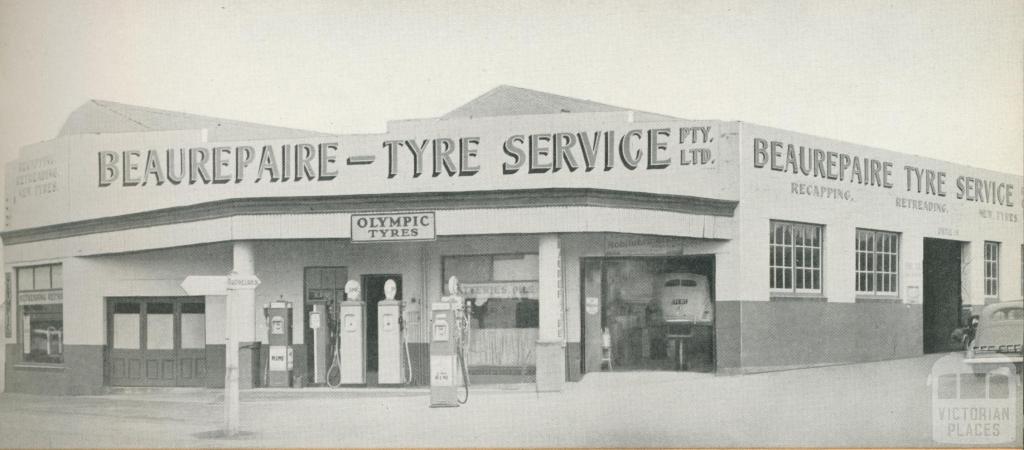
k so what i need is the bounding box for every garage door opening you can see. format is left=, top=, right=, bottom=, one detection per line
left=923, top=239, right=964, bottom=354
left=581, top=255, right=715, bottom=373
left=105, top=297, right=207, bottom=387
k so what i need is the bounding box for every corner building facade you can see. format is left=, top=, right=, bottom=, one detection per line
left=2, top=86, right=1021, bottom=394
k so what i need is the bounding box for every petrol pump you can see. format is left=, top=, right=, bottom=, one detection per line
left=263, top=301, right=294, bottom=387
left=429, top=276, right=471, bottom=407
left=377, top=279, right=411, bottom=385
left=329, top=279, right=366, bottom=386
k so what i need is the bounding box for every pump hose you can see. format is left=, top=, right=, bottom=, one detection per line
left=456, top=329, right=470, bottom=404
left=325, top=301, right=343, bottom=388
left=326, top=339, right=343, bottom=388
left=401, top=323, right=413, bottom=385
left=261, top=315, right=270, bottom=387
left=263, top=345, right=270, bottom=387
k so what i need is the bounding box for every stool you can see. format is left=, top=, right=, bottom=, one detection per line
left=600, top=327, right=613, bottom=371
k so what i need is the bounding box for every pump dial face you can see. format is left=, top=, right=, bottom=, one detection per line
left=344, top=280, right=361, bottom=301
left=447, top=276, right=459, bottom=296
left=384, top=279, right=397, bottom=300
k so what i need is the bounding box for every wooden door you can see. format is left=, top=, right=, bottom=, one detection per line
left=107, top=297, right=207, bottom=387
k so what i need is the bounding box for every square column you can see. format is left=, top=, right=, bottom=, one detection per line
left=232, top=241, right=260, bottom=389
left=536, top=234, right=566, bottom=392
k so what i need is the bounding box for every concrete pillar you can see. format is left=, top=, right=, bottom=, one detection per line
left=232, top=241, right=259, bottom=389
left=233, top=241, right=257, bottom=342
left=535, top=234, right=565, bottom=392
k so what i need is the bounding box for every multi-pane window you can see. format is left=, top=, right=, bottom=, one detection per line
left=769, top=221, right=823, bottom=294
left=984, top=241, right=1000, bottom=298
left=442, top=254, right=539, bottom=329
left=855, top=229, right=900, bottom=296
left=304, top=267, right=348, bottom=303
left=17, top=264, right=64, bottom=364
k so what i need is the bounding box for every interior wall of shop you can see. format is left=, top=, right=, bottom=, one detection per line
left=560, top=233, right=736, bottom=379
left=726, top=122, right=1023, bottom=373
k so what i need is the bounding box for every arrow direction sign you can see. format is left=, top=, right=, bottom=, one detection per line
left=226, top=274, right=261, bottom=290
left=180, top=276, right=229, bottom=296
left=181, top=274, right=261, bottom=296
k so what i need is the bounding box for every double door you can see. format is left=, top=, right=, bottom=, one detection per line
left=106, top=297, right=207, bottom=387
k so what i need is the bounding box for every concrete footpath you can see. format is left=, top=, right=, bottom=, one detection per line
left=0, top=353, right=1021, bottom=448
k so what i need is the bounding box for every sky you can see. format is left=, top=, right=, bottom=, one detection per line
left=0, top=0, right=1022, bottom=177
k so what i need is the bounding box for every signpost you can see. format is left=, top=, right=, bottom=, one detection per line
left=181, top=271, right=260, bottom=437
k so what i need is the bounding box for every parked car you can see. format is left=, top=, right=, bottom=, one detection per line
left=964, top=300, right=1023, bottom=374
left=654, top=273, right=712, bottom=324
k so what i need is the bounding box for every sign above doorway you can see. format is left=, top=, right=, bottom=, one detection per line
left=351, top=211, right=436, bottom=242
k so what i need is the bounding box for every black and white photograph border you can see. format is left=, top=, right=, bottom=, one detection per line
left=0, top=1, right=1021, bottom=448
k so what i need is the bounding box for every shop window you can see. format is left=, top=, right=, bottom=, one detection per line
left=984, top=241, right=999, bottom=298
left=443, top=254, right=539, bottom=329
left=855, top=229, right=900, bottom=296
left=180, top=302, right=206, bottom=349
left=443, top=254, right=538, bottom=368
left=112, top=302, right=141, bottom=349
left=305, top=267, right=348, bottom=303
left=769, top=221, right=823, bottom=295
left=17, top=264, right=64, bottom=364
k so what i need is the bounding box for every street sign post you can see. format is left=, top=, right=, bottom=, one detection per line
left=181, top=272, right=260, bottom=437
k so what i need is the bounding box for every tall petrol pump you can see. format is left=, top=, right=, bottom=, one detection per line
left=429, top=276, right=471, bottom=407
left=263, top=301, right=294, bottom=387
left=378, top=279, right=412, bottom=385
left=329, top=279, right=366, bottom=386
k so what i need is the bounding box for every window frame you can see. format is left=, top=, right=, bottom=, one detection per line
left=854, top=228, right=901, bottom=298
left=983, top=241, right=1000, bottom=299
left=769, top=220, right=825, bottom=296
left=442, top=253, right=540, bottom=329
left=16, top=263, right=64, bottom=365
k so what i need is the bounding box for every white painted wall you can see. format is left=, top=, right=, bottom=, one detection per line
left=736, top=122, right=1023, bottom=304
left=58, top=243, right=233, bottom=346
left=6, top=113, right=738, bottom=231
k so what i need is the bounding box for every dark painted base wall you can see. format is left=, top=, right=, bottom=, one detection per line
left=206, top=344, right=225, bottom=388
left=715, top=301, right=922, bottom=374
left=408, top=343, right=429, bottom=386
left=4, top=343, right=265, bottom=394
left=7, top=301, right=923, bottom=393
left=5, top=344, right=105, bottom=395
left=565, top=342, right=582, bottom=381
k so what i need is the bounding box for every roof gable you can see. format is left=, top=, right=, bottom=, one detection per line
left=58, top=100, right=326, bottom=141
left=442, top=85, right=629, bottom=118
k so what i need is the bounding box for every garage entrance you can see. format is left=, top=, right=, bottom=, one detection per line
left=361, top=273, right=402, bottom=385
left=581, top=255, right=715, bottom=374
left=105, top=297, right=207, bottom=387
left=922, top=239, right=963, bottom=353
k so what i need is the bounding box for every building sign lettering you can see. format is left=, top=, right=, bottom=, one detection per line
left=460, top=281, right=539, bottom=299
left=17, top=289, right=63, bottom=305
left=95, top=127, right=719, bottom=186
left=351, top=212, right=435, bottom=242
left=753, top=138, right=1016, bottom=208
left=14, top=156, right=60, bottom=199
left=98, top=142, right=340, bottom=187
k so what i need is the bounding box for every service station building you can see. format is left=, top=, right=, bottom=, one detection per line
left=2, top=86, right=1021, bottom=394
